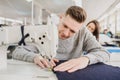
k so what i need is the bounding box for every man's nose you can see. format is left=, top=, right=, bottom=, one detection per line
left=63, top=29, right=70, bottom=37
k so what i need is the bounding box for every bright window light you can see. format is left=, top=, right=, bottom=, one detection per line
left=115, top=2, right=120, bottom=9
left=0, top=17, right=5, bottom=20
left=26, top=0, right=32, bottom=2
left=0, top=16, right=23, bottom=24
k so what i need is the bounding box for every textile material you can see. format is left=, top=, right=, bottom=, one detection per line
left=53, top=60, right=120, bottom=80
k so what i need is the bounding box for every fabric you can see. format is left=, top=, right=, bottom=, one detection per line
left=53, top=60, right=120, bottom=80
left=12, top=26, right=110, bottom=65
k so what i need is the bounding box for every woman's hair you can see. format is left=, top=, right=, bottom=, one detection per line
left=87, top=20, right=100, bottom=41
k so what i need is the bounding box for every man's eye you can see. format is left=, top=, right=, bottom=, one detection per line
left=70, top=30, right=75, bottom=33
left=64, top=25, right=67, bottom=28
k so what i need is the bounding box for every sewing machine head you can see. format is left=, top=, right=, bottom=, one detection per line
left=0, top=23, right=58, bottom=59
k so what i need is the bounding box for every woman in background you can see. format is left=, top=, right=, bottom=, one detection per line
left=87, top=20, right=100, bottom=41
left=87, top=20, right=116, bottom=46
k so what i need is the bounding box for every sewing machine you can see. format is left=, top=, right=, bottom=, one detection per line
left=0, top=22, right=58, bottom=59
left=0, top=19, right=58, bottom=80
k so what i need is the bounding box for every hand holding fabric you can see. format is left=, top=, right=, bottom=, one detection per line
left=34, top=56, right=59, bottom=68
left=54, top=56, right=89, bottom=73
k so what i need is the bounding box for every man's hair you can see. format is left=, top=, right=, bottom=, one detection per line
left=65, top=6, right=87, bottom=23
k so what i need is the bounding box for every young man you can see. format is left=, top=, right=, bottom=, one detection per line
left=12, top=6, right=110, bottom=73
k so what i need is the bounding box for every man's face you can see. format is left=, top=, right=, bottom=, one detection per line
left=58, top=15, right=83, bottom=40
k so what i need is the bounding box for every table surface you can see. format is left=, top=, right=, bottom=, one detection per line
left=0, top=59, right=57, bottom=80
left=0, top=59, right=120, bottom=80
left=112, top=38, right=120, bottom=42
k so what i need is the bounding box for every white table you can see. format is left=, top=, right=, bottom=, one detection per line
left=112, top=38, right=120, bottom=42
left=111, top=38, right=120, bottom=46
left=0, top=59, right=120, bottom=80
left=0, top=60, right=57, bottom=80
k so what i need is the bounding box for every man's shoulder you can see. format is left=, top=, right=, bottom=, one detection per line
left=78, top=26, right=88, bottom=34
left=73, top=26, right=87, bottom=39
left=76, top=26, right=93, bottom=40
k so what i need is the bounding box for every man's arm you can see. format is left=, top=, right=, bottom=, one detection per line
left=12, top=45, right=58, bottom=68
left=12, top=45, right=39, bottom=62
left=83, top=27, right=110, bottom=65
left=54, top=27, right=110, bottom=73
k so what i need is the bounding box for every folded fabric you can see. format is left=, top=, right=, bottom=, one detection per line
left=53, top=60, right=120, bottom=80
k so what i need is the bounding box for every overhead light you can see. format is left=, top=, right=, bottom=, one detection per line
left=115, top=2, right=120, bottom=9
left=0, top=16, right=23, bottom=24
left=26, top=0, right=32, bottom=2
left=72, top=0, right=82, bottom=7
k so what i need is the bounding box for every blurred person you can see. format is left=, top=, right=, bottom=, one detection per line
left=103, top=28, right=113, bottom=38
left=87, top=20, right=100, bottom=41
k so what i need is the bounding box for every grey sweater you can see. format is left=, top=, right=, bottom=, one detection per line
left=12, top=26, right=110, bottom=65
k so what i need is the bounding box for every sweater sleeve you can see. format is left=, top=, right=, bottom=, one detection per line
left=82, top=27, right=110, bottom=65
left=12, top=45, right=39, bottom=63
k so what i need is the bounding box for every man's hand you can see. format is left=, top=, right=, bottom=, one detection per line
left=34, top=55, right=59, bottom=68
left=54, top=56, right=89, bottom=73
